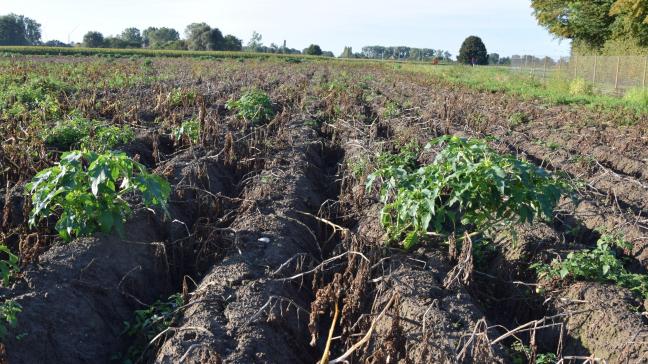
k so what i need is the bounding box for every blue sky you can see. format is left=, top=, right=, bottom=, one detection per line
left=1, top=0, right=571, bottom=57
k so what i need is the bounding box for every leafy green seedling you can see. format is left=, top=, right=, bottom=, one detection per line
left=0, top=300, right=21, bottom=340
left=122, top=293, right=183, bottom=362
left=172, top=119, right=200, bottom=145
left=0, top=245, right=19, bottom=287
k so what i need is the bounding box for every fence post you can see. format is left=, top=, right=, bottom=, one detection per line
left=531, top=57, right=535, bottom=76
left=614, top=56, right=621, bottom=93
left=524, top=55, right=528, bottom=72
left=592, top=55, right=597, bottom=84
left=543, top=57, right=547, bottom=83
left=643, top=56, right=647, bottom=88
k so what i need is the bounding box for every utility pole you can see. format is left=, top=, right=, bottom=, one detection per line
left=68, top=24, right=80, bottom=45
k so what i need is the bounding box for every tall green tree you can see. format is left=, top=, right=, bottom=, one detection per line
left=610, top=0, right=648, bottom=23
left=120, top=27, right=142, bottom=47
left=143, top=27, right=180, bottom=49
left=223, top=35, right=242, bottom=51
left=531, top=0, right=616, bottom=48
left=609, top=0, right=648, bottom=44
left=17, top=15, right=41, bottom=45
left=0, top=14, right=41, bottom=45
left=185, top=23, right=210, bottom=50
left=185, top=23, right=224, bottom=51
left=0, top=15, right=26, bottom=45
left=202, top=29, right=224, bottom=51
left=488, top=53, right=500, bottom=65
left=457, top=36, right=488, bottom=65
left=304, top=44, right=323, bottom=55
left=531, top=0, right=648, bottom=51
left=82, top=31, right=105, bottom=48
left=246, top=31, right=263, bottom=52
left=340, top=46, right=354, bottom=58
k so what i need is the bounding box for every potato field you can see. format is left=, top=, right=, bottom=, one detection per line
left=0, top=55, right=647, bottom=363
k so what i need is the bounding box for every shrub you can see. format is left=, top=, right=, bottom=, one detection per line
left=83, top=124, right=135, bottom=152
left=82, top=31, right=104, bottom=48
left=367, top=136, right=567, bottom=249
left=569, top=78, right=594, bottom=96
left=382, top=101, right=401, bottom=118
left=44, top=117, right=97, bottom=150
left=167, top=88, right=196, bottom=107
left=304, top=44, right=323, bottom=56
left=226, top=89, right=274, bottom=125
left=508, top=111, right=530, bottom=126
left=26, top=151, right=170, bottom=241
left=533, top=235, right=648, bottom=299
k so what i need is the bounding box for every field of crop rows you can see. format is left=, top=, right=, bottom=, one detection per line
left=0, top=56, right=647, bottom=363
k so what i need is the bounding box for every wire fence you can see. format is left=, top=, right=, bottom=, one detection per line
left=510, top=55, right=648, bottom=95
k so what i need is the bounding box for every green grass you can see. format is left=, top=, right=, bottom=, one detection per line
left=624, top=87, right=648, bottom=108
left=400, top=64, right=648, bottom=115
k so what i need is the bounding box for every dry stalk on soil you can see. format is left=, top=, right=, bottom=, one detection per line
left=246, top=295, right=311, bottom=325
left=444, top=232, right=474, bottom=289
left=275, top=251, right=369, bottom=282
left=328, top=293, right=398, bottom=364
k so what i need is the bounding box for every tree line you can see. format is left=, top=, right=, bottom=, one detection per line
left=0, top=14, right=338, bottom=55
left=360, top=46, right=451, bottom=61
left=0, top=13, right=510, bottom=64
left=83, top=24, right=244, bottom=51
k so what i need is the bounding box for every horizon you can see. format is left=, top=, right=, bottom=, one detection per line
left=1, top=0, right=571, bottom=57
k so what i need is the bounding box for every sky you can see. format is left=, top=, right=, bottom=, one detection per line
left=1, top=0, right=571, bottom=58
